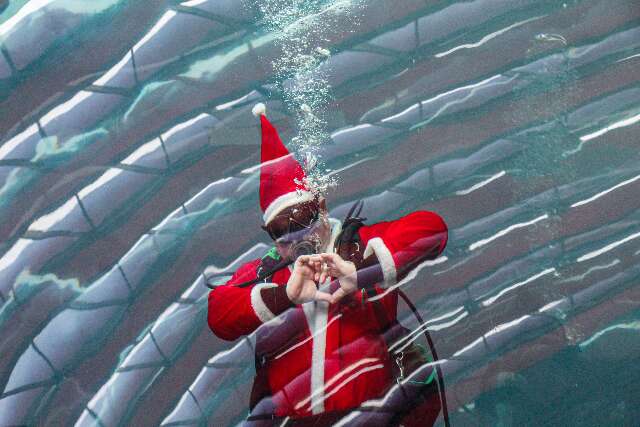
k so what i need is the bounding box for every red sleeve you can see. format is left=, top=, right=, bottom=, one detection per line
left=357, top=210, right=448, bottom=288
left=207, top=259, right=294, bottom=341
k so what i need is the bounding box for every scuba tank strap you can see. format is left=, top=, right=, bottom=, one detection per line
left=205, top=248, right=293, bottom=290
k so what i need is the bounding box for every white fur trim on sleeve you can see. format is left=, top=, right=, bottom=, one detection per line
left=363, top=237, right=397, bottom=288
left=250, top=283, right=278, bottom=323
left=252, top=102, right=266, bottom=117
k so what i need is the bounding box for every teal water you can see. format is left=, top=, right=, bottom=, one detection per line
left=0, top=0, right=639, bottom=425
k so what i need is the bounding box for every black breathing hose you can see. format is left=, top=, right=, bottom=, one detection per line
left=398, top=290, right=451, bottom=427
left=206, top=242, right=317, bottom=290
left=205, top=257, right=293, bottom=290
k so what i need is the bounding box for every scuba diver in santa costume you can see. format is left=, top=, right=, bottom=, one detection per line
left=207, top=103, right=448, bottom=426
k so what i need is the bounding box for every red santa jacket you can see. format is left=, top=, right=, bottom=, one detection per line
left=208, top=210, right=448, bottom=419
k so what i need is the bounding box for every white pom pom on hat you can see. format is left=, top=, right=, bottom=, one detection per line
left=252, top=102, right=266, bottom=117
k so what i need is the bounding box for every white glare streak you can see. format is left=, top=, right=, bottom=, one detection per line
left=333, top=412, right=361, bottom=427
left=29, top=198, right=78, bottom=232
left=94, top=52, right=133, bottom=86
left=559, top=259, right=620, bottom=283
left=310, top=364, right=384, bottom=409
left=162, top=113, right=211, bottom=141
left=180, top=0, right=208, bottom=6
left=382, top=75, right=503, bottom=123
left=0, top=0, right=56, bottom=38
left=616, top=53, right=640, bottom=63
left=0, top=239, right=31, bottom=274
left=426, top=306, right=466, bottom=325
left=577, top=231, right=640, bottom=263
left=456, top=170, right=506, bottom=195
left=215, top=94, right=252, bottom=111
left=453, top=336, right=483, bottom=358
left=368, top=256, right=448, bottom=302
left=121, top=139, right=161, bottom=165
left=186, top=177, right=233, bottom=203
left=469, top=214, right=549, bottom=251
left=204, top=243, right=270, bottom=276
left=326, top=156, right=375, bottom=177
left=206, top=338, right=249, bottom=365
left=389, top=306, right=465, bottom=352
left=412, top=75, right=517, bottom=129
left=428, top=311, right=469, bottom=331
left=295, top=358, right=379, bottom=410
left=538, top=299, right=565, bottom=314
left=565, top=111, right=640, bottom=157
left=132, top=11, right=177, bottom=53
left=486, top=315, right=530, bottom=337
left=482, top=268, right=556, bottom=307
left=435, top=16, right=544, bottom=58
left=240, top=154, right=296, bottom=174
left=40, top=91, right=93, bottom=127
left=0, top=124, right=39, bottom=159
left=274, top=314, right=343, bottom=360
left=85, top=371, right=123, bottom=416
left=571, top=174, right=640, bottom=208
left=331, top=124, right=372, bottom=139
left=78, top=168, right=125, bottom=200
left=579, top=321, right=640, bottom=348
left=395, top=311, right=469, bottom=353
left=579, top=112, right=640, bottom=142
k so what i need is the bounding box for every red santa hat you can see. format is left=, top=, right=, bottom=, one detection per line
left=252, top=103, right=316, bottom=225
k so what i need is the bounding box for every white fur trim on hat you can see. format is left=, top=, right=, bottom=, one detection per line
left=250, top=282, right=278, bottom=323
left=363, top=237, right=397, bottom=288
left=263, top=190, right=315, bottom=225
left=252, top=102, right=266, bottom=117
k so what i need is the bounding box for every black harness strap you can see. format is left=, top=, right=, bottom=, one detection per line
left=206, top=256, right=292, bottom=290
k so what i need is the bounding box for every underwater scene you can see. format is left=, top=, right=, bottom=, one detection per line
left=1, top=0, right=640, bottom=425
